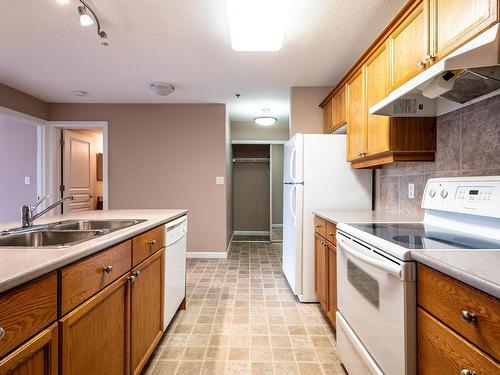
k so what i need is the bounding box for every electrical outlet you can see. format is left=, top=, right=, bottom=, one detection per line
left=408, top=183, right=415, bottom=199
left=24, top=176, right=31, bottom=185
left=216, top=176, right=225, bottom=185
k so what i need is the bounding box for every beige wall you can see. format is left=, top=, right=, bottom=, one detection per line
left=231, top=120, right=289, bottom=141
left=290, top=86, right=332, bottom=136
left=271, top=144, right=283, bottom=225
left=0, top=84, right=49, bottom=120
left=49, top=103, right=228, bottom=253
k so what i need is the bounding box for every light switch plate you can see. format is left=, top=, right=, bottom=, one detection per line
left=216, top=176, right=225, bottom=185
left=408, top=183, right=415, bottom=199
left=24, top=176, right=31, bottom=185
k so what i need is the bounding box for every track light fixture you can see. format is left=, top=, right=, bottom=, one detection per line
left=55, top=0, right=110, bottom=46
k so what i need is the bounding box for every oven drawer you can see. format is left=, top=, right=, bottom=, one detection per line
left=417, top=264, right=500, bottom=359
left=418, top=307, right=500, bottom=374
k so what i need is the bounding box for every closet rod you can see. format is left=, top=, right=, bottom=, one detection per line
left=232, top=157, right=270, bottom=163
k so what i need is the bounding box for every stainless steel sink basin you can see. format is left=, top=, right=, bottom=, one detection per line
left=0, top=230, right=103, bottom=248
left=49, top=219, right=146, bottom=231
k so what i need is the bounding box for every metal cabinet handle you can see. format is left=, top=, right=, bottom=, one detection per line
left=425, top=54, right=435, bottom=63
left=315, top=225, right=322, bottom=228
left=417, top=61, right=425, bottom=68
left=127, top=275, right=136, bottom=283
left=0, top=327, right=5, bottom=340
left=460, top=369, right=476, bottom=375
left=460, top=310, right=477, bottom=323
left=148, top=239, right=156, bottom=246
left=132, top=270, right=140, bottom=278
left=329, top=232, right=334, bottom=236
left=103, top=265, right=113, bottom=273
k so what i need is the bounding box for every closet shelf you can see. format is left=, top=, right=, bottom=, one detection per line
left=232, top=158, right=270, bottom=163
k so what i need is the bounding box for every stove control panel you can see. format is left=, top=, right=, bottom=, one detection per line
left=422, top=177, right=500, bottom=218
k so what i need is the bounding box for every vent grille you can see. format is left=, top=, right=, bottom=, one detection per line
left=392, top=98, right=418, bottom=115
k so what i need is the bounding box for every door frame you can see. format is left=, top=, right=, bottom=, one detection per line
left=44, top=121, right=109, bottom=210
left=0, top=106, right=47, bottom=201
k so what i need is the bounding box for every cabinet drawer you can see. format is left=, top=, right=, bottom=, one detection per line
left=325, top=221, right=336, bottom=246
left=132, top=226, right=165, bottom=266
left=314, top=216, right=326, bottom=237
left=418, top=308, right=500, bottom=375
left=417, top=264, right=500, bottom=359
left=60, top=240, right=132, bottom=316
left=0, top=273, right=57, bottom=358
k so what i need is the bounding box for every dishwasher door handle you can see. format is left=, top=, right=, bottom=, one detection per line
left=338, top=237, right=403, bottom=279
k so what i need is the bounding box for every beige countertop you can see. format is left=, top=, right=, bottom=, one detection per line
left=313, top=209, right=418, bottom=224
left=0, top=209, right=187, bottom=294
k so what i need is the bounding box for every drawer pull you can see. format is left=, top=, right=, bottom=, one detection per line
left=103, top=265, right=113, bottom=273
left=132, top=271, right=140, bottom=278
left=329, top=232, right=334, bottom=236
left=0, top=327, right=5, bottom=340
left=148, top=239, right=157, bottom=246
left=460, top=369, right=476, bottom=375
left=127, top=275, right=136, bottom=283
left=460, top=310, right=477, bottom=323
left=315, top=225, right=322, bottom=229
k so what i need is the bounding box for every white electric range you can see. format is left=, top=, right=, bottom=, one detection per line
left=335, top=176, right=500, bottom=375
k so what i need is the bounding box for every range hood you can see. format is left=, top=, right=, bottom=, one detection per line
left=371, top=24, right=500, bottom=117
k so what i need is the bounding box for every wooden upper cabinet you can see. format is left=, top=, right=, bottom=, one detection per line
left=333, top=86, right=347, bottom=129
left=365, top=42, right=390, bottom=156
left=347, top=68, right=366, bottom=161
left=0, top=323, right=58, bottom=375
left=130, top=249, right=164, bottom=375
left=60, top=274, right=130, bottom=375
left=389, top=1, right=428, bottom=91
left=322, top=99, right=333, bottom=133
left=429, top=0, right=499, bottom=63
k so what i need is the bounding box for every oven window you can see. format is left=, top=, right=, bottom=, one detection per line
left=347, top=260, right=380, bottom=309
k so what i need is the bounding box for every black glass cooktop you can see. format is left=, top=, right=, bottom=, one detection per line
left=349, top=223, right=500, bottom=250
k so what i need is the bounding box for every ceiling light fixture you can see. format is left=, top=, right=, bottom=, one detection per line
left=226, top=0, right=291, bottom=51
left=78, top=5, right=94, bottom=26
left=254, top=108, right=277, bottom=126
left=72, top=90, right=88, bottom=97
left=149, top=82, right=176, bottom=96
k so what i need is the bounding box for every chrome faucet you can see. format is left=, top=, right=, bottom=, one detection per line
left=21, top=195, right=76, bottom=227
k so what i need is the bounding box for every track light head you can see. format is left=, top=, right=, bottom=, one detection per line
left=78, top=6, right=94, bottom=27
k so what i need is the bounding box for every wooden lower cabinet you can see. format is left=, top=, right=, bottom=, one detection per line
left=314, top=234, right=328, bottom=311
left=59, top=274, right=130, bottom=375
left=130, top=249, right=164, bottom=375
left=326, top=243, right=337, bottom=327
left=0, top=323, right=58, bottom=375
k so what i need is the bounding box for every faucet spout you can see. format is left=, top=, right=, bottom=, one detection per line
left=21, top=195, right=76, bottom=227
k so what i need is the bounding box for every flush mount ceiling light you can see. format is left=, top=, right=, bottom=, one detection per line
left=72, top=90, right=88, bottom=97
left=226, top=0, right=291, bottom=51
left=149, top=82, right=176, bottom=96
left=254, top=108, right=277, bottom=126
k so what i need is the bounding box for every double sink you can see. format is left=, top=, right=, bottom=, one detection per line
left=0, top=219, right=146, bottom=248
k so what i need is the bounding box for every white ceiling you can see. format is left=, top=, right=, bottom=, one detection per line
left=0, top=0, right=406, bottom=121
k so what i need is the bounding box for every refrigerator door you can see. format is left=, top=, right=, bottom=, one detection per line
left=284, top=134, right=304, bottom=183
left=283, top=182, right=304, bottom=295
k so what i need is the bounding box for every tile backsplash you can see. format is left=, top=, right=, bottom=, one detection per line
left=377, top=94, right=500, bottom=218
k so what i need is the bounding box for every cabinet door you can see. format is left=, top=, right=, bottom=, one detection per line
left=130, top=249, right=164, bottom=375
left=334, top=86, right=347, bottom=129
left=323, top=99, right=333, bottom=134
left=347, top=69, right=366, bottom=161
left=429, top=0, right=498, bottom=63
left=389, top=1, right=428, bottom=90
left=365, top=42, right=391, bottom=155
left=0, top=323, right=58, bottom=375
left=326, top=243, right=337, bottom=328
left=60, top=274, right=130, bottom=375
left=314, top=234, right=328, bottom=311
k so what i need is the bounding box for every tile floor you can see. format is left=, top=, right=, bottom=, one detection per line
left=143, top=241, right=346, bottom=375
left=271, top=229, right=283, bottom=242
left=232, top=234, right=271, bottom=242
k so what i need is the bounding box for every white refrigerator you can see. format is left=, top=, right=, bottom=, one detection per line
left=283, top=133, right=372, bottom=302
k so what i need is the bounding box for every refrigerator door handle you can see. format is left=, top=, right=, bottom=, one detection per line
left=290, top=184, right=297, bottom=224
left=289, top=148, right=297, bottom=183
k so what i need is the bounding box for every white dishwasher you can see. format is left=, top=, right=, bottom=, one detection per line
left=163, top=215, right=187, bottom=331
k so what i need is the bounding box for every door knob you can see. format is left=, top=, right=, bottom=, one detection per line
left=460, top=310, right=476, bottom=323
left=425, top=54, right=435, bottom=63
left=127, top=275, right=136, bottom=283
left=0, top=327, right=5, bottom=340
left=148, top=239, right=156, bottom=246
left=132, top=270, right=140, bottom=278
left=460, top=369, right=476, bottom=375
left=416, top=61, right=425, bottom=68
left=103, top=265, right=113, bottom=273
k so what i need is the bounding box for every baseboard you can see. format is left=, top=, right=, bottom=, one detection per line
left=187, top=251, right=228, bottom=259
left=272, top=224, right=283, bottom=229
left=233, top=230, right=270, bottom=235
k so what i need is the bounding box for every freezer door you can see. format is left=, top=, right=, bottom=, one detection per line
left=284, top=134, right=303, bottom=183
left=282, top=183, right=303, bottom=295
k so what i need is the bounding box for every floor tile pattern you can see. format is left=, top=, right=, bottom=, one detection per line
left=232, top=234, right=271, bottom=242
left=143, top=241, right=345, bottom=375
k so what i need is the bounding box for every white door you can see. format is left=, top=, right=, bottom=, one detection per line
left=62, top=129, right=94, bottom=212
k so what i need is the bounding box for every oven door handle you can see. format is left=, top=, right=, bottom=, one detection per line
left=338, top=238, right=402, bottom=279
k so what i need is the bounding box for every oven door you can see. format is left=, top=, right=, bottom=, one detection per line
left=336, top=232, right=416, bottom=375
